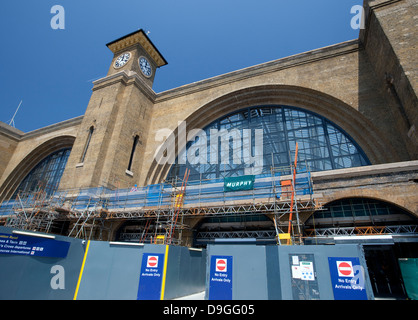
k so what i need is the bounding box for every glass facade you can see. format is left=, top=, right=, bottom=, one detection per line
left=306, top=198, right=416, bottom=227
left=315, top=198, right=409, bottom=220
left=13, top=148, right=71, bottom=197
left=168, top=106, right=370, bottom=181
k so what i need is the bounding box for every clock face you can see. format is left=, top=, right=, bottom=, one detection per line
left=139, top=56, right=152, bottom=78
left=114, top=52, right=131, bottom=69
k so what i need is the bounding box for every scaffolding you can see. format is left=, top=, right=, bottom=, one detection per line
left=0, top=162, right=321, bottom=246
left=166, top=168, right=190, bottom=245
left=305, top=225, right=418, bottom=238
left=4, top=182, right=62, bottom=234
left=270, top=142, right=315, bottom=245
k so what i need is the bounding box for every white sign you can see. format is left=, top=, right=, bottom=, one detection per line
left=147, top=255, right=159, bottom=268
left=337, top=261, right=354, bottom=277
left=292, top=265, right=301, bottom=279
left=300, top=261, right=315, bottom=281
left=215, top=258, right=227, bottom=272
left=291, top=261, right=315, bottom=281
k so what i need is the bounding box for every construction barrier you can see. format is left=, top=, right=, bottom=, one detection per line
left=205, top=243, right=375, bottom=300
left=0, top=226, right=206, bottom=300
left=0, top=227, right=85, bottom=299
left=1, top=226, right=378, bottom=300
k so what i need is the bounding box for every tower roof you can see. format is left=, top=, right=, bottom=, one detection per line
left=106, top=29, right=168, bottom=67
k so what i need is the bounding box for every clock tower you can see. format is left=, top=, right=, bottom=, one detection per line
left=59, top=30, right=167, bottom=191
left=106, top=29, right=168, bottom=87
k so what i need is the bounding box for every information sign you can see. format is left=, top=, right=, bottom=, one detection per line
left=224, top=175, right=255, bottom=192
left=328, top=257, right=368, bottom=300
left=209, top=255, right=233, bottom=300
left=0, top=233, right=70, bottom=258
left=137, top=253, right=165, bottom=300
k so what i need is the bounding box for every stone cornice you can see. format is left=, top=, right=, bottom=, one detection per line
left=360, top=0, right=405, bottom=45
left=95, top=39, right=360, bottom=106
left=20, top=116, right=83, bottom=140
left=154, top=39, right=360, bottom=103
left=367, top=0, right=403, bottom=11
left=312, top=160, right=418, bottom=181
left=106, top=30, right=167, bottom=67
left=0, top=116, right=83, bottom=141
left=92, top=70, right=157, bottom=101
left=0, top=121, right=24, bottom=141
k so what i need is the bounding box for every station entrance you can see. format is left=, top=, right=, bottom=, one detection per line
left=364, top=243, right=417, bottom=299
left=305, top=198, right=418, bottom=300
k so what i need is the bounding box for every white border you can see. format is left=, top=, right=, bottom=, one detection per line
left=113, top=51, right=132, bottom=69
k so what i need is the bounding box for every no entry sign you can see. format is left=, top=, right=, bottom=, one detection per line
left=328, top=257, right=368, bottom=300
left=137, top=253, right=165, bottom=300
left=216, top=259, right=227, bottom=272
left=209, top=255, right=233, bottom=300
left=337, top=261, right=354, bottom=277
left=147, top=256, right=159, bottom=268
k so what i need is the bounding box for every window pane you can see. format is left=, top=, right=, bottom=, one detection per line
left=13, top=148, right=72, bottom=197
left=168, top=106, right=370, bottom=181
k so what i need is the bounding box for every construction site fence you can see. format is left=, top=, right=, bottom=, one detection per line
left=0, top=226, right=206, bottom=300
left=0, top=168, right=313, bottom=217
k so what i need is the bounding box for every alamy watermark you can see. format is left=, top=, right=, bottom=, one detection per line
left=350, top=5, right=365, bottom=30
left=50, top=5, right=65, bottom=30
left=50, top=264, right=65, bottom=290
left=154, top=121, right=264, bottom=175
left=49, top=5, right=364, bottom=32
left=49, top=5, right=364, bottom=31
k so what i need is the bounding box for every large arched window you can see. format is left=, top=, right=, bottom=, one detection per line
left=306, top=198, right=417, bottom=228
left=13, top=148, right=71, bottom=197
left=167, top=106, right=370, bottom=181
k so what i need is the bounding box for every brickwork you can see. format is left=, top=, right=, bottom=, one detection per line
left=0, top=118, right=81, bottom=200
left=312, top=161, right=418, bottom=215
left=0, top=0, right=416, bottom=218
left=361, top=0, right=418, bottom=160
left=0, top=123, right=22, bottom=184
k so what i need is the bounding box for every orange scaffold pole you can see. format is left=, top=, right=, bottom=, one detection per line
left=287, top=142, right=298, bottom=245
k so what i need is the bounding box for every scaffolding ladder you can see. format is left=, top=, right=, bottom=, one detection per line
left=272, top=142, right=304, bottom=245
left=166, top=169, right=190, bottom=245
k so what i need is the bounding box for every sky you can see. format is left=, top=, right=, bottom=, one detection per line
left=0, top=0, right=362, bottom=133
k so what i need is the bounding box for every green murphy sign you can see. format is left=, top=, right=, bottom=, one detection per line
left=224, top=175, right=255, bottom=192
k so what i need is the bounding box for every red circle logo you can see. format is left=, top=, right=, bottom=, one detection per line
left=338, top=262, right=352, bottom=276
left=148, top=256, right=158, bottom=267
left=216, top=259, right=226, bottom=271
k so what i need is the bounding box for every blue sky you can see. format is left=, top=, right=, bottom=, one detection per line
left=0, top=0, right=362, bottom=132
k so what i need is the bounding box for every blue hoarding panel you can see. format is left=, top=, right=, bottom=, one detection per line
left=0, top=233, right=70, bottom=258
left=328, top=257, right=368, bottom=300
left=209, top=255, right=233, bottom=300
left=137, top=253, right=165, bottom=300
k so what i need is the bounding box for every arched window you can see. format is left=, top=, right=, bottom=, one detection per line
left=306, top=198, right=417, bottom=228
left=80, top=126, right=94, bottom=163
left=167, top=105, right=370, bottom=181
left=13, top=148, right=71, bottom=197
left=127, top=135, right=140, bottom=172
